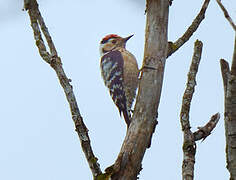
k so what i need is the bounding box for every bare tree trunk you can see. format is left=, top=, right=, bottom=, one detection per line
left=216, top=1, right=236, bottom=178
left=111, top=0, right=169, bottom=179
left=220, top=36, right=236, bottom=180
left=225, top=71, right=236, bottom=180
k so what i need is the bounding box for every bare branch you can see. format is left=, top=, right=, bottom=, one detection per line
left=36, top=9, right=58, bottom=56
left=220, top=59, right=230, bottom=95
left=27, top=0, right=50, bottom=63
left=216, top=0, right=236, bottom=32
left=24, top=0, right=102, bottom=178
left=180, top=40, right=203, bottom=180
left=180, top=40, right=203, bottom=131
left=167, top=0, right=210, bottom=57
left=180, top=40, right=220, bottom=179
left=216, top=1, right=236, bottom=74
left=193, top=113, right=220, bottom=141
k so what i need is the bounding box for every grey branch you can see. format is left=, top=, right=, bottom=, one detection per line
left=180, top=40, right=219, bottom=180
left=167, top=0, right=210, bottom=57
left=24, top=0, right=102, bottom=178
left=180, top=40, right=203, bottom=131
left=36, top=9, right=58, bottom=56
left=167, top=0, right=210, bottom=58
left=216, top=0, right=236, bottom=32
left=193, top=113, right=220, bottom=141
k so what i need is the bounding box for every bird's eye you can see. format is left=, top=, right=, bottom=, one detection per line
left=112, top=40, right=117, bottom=44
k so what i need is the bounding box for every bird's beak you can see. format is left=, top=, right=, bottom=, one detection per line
left=123, top=34, right=134, bottom=43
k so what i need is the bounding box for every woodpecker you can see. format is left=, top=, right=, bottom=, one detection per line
left=99, top=34, right=139, bottom=127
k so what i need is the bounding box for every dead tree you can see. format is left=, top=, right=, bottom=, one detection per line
left=23, top=0, right=219, bottom=179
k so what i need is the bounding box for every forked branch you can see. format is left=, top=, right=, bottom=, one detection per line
left=180, top=40, right=219, bottom=180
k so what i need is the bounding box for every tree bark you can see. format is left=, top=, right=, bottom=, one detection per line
left=111, top=0, right=169, bottom=179
left=220, top=36, right=236, bottom=180
left=225, top=74, right=236, bottom=180
left=180, top=41, right=202, bottom=180
left=180, top=40, right=219, bottom=180
left=216, top=1, right=236, bottom=179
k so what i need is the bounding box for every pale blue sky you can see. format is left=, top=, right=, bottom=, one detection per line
left=0, top=0, right=235, bottom=179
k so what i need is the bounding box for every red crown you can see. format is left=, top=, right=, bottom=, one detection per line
left=101, top=34, right=120, bottom=44
left=103, top=34, right=119, bottom=41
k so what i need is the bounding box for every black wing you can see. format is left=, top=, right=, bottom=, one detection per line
left=100, top=50, right=130, bottom=127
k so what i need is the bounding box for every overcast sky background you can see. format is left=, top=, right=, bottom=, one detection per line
left=0, top=0, right=236, bottom=179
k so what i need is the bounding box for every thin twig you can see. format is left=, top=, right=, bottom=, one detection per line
left=36, top=9, right=58, bottom=56
left=27, top=0, right=50, bottom=63
left=216, top=0, right=236, bottom=32
left=167, top=0, right=210, bottom=58
left=193, top=113, right=220, bottom=141
left=216, top=1, right=236, bottom=74
left=24, top=0, right=102, bottom=178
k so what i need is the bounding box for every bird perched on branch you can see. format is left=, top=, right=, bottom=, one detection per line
left=99, top=34, right=139, bottom=127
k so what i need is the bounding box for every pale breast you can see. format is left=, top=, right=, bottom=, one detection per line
left=121, top=49, right=139, bottom=109
left=122, top=50, right=139, bottom=88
